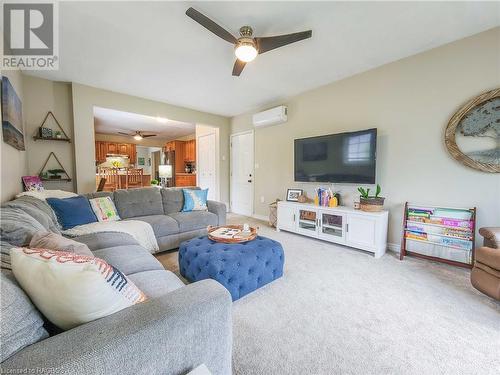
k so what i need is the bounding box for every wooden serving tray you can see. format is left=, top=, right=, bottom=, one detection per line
left=207, top=225, right=257, bottom=244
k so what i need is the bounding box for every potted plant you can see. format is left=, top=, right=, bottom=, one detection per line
left=54, top=131, right=63, bottom=139
left=47, top=169, right=65, bottom=179
left=150, top=179, right=159, bottom=187
left=357, top=184, right=385, bottom=212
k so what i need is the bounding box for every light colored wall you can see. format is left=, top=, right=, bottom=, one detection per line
left=71, top=83, right=230, bottom=198
left=135, top=146, right=160, bottom=175
left=1, top=70, right=28, bottom=202
left=230, top=27, right=500, bottom=246
left=22, top=76, right=75, bottom=192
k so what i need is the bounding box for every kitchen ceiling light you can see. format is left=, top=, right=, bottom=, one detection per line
left=134, top=134, right=143, bottom=140
left=156, top=116, right=168, bottom=123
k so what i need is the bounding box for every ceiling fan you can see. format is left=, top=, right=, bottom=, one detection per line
left=186, top=7, right=312, bottom=76
left=118, top=131, right=157, bottom=140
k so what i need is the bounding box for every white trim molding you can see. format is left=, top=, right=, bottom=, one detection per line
left=387, top=243, right=401, bottom=253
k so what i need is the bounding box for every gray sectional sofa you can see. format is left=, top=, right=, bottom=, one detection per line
left=0, top=187, right=232, bottom=374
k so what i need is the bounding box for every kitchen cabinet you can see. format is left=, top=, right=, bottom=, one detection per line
left=175, top=174, right=196, bottom=187
left=107, top=142, right=118, bottom=154
left=184, top=139, right=196, bottom=161
left=95, top=141, right=137, bottom=164
left=118, top=143, right=129, bottom=155
left=95, top=141, right=108, bottom=163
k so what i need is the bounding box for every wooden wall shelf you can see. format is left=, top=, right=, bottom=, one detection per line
left=33, top=136, right=71, bottom=142
left=41, top=178, right=72, bottom=182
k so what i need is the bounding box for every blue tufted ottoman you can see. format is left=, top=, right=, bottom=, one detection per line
left=179, top=236, right=284, bottom=301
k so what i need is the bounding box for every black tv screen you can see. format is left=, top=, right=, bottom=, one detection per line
left=294, top=128, right=377, bottom=183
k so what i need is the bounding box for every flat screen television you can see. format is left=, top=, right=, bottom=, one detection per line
left=294, top=128, right=377, bottom=183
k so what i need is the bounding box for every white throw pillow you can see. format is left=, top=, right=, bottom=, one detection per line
left=89, top=196, right=121, bottom=222
left=10, top=248, right=146, bottom=330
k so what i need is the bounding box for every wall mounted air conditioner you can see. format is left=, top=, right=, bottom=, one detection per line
left=252, top=105, right=288, bottom=128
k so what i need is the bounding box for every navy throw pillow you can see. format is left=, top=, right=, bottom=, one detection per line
left=46, top=196, right=97, bottom=230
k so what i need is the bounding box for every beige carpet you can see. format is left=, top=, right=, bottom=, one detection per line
left=157, top=214, right=500, bottom=375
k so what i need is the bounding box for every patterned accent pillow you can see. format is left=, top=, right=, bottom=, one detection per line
left=89, top=196, right=121, bottom=222
left=182, top=189, right=208, bottom=212
left=10, top=248, right=146, bottom=330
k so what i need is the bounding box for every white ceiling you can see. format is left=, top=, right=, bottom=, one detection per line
left=93, top=106, right=195, bottom=140
left=27, top=1, right=500, bottom=117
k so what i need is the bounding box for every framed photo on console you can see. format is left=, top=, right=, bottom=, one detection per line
left=286, top=188, right=303, bottom=202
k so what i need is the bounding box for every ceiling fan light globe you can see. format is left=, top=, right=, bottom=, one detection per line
left=134, top=134, right=143, bottom=141
left=235, top=43, right=257, bottom=63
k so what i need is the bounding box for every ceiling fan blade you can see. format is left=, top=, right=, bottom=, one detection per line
left=118, top=132, right=132, bottom=136
left=186, top=7, right=237, bottom=44
left=141, top=134, right=157, bottom=138
left=232, top=59, right=246, bottom=76
left=256, top=30, right=312, bottom=54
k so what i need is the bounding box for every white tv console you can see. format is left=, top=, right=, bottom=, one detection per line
left=277, top=201, right=389, bottom=258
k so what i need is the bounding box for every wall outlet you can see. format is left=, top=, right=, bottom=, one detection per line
left=260, top=196, right=265, bottom=203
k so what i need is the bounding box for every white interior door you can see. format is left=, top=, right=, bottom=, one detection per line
left=197, top=133, right=217, bottom=200
left=230, top=131, right=254, bottom=216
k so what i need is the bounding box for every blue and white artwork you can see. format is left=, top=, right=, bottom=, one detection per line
left=456, top=97, right=499, bottom=165
left=1, top=76, right=25, bottom=150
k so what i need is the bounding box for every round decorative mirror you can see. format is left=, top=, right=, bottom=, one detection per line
left=445, top=88, right=500, bottom=173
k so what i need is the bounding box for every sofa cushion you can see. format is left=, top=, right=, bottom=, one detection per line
left=83, top=191, right=114, bottom=200
left=114, top=188, right=163, bottom=219
left=0, top=207, right=46, bottom=246
left=128, top=270, right=185, bottom=298
left=160, top=188, right=185, bottom=214
left=1, top=241, right=14, bottom=270
left=46, top=196, right=97, bottom=230
left=125, top=215, right=179, bottom=237
left=30, top=232, right=93, bottom=256
left=73, top=232, right=139, bottom=251
left=1, top=270, right=49, bottom=362
left=168, top=211, right=218, bottom=232
left=92, top=244, right=164, bottom=276
left=2, top=197, right=60, bottom=233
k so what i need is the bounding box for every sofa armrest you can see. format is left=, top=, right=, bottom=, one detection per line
left=1, top=280, right=232, bottom=375
left=479, top=227, right=500, bottom=249
left=207, top=200, right=226, bottom=225
left=475, top=246, right=500, bottom=271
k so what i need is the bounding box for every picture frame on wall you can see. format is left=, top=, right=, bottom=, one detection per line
left=1, top=76, right=25, bottom=150
left=286, top=188, right=303, bottom=202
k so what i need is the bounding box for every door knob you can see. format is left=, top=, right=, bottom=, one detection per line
left=247, top=179, right=252, bottom=183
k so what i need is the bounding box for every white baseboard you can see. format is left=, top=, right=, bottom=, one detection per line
left=252, top=214, right=268, bottom=222
left=387, top=243, right=400, bottom=253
